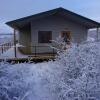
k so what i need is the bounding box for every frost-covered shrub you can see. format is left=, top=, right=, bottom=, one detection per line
left=0, top=62, right=34, bottom=100
left=55, top=41, right=100, bottom=100
left=0, top=61, right=62, bottom=100
left=0, top=41, right=100, bottom=100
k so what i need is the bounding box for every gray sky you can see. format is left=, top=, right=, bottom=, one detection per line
left=0, top=0, right=100, bottom=33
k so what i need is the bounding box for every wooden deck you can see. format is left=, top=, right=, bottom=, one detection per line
left=0, top=53, right=56, bottom=63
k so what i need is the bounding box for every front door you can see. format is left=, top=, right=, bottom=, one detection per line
left=61, top=31, right=71, bottom=44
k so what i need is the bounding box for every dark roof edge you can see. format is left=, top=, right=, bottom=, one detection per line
left=6, top=7, right=100, bottom=27
left=6, top=7, right=62, bottom=25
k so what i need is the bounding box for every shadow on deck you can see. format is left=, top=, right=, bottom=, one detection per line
left=0, top=53, right=56, bottom=63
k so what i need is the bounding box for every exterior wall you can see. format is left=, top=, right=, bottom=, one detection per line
left=18, top=27, right=31, bottom=54
left=31, top=15, right=88, bottom=53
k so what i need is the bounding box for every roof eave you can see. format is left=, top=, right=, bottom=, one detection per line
left=6, top=7, right=100, bottom=29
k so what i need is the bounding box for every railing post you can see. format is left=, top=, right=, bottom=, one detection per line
left=14, top=29, right=17, bottom=58
left=53, top=48, right=55, bottom=57
left=35, top=46, right=36, bottom=57
left=6, top=43, right=8, bottom=50
left=1, top=45, right=3, bottom=54
left=4, top=44, right=5, bottom=52
left=7, top=43, right=9, bottom=49
left=8, top=43, right=9, bottom=49
left=96, top=27, right=99, bottom=41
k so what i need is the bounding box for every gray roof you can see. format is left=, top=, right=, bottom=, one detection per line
left=6, top=7, right=100, bottom=29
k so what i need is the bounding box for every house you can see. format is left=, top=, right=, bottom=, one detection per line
left=6, top=7, right=100, bottom=58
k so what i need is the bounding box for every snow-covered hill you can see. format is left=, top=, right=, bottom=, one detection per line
left=0, top=37, right=12, bottom=44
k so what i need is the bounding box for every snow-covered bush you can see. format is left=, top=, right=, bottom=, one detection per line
left=55, top=41, right=100, bottom=100
left=0, top=40, right=100, bottom=100
left=0, top=61, right=62, bottom=100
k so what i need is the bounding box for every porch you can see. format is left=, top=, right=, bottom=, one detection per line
left=0, top=44, right=56, bottom=62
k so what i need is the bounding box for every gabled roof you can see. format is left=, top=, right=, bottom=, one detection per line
left=6, top=7, right=100, bottom=29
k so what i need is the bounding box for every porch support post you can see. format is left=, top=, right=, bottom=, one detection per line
left=14, top=29, right=17, bottom=58
left=96, top=27, right=99, bottom=41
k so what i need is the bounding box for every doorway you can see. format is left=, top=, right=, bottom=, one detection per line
left=61, top=31, right=71, bottom=44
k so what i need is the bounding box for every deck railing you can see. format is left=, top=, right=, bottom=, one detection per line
left=19, top=45, right=56, bottom=58
left=0, top=42, right=14, bottom=54
left=0, top=33, right=14, bottom=55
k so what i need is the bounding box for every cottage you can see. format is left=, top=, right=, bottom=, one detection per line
left=6, top=7, right=100, bottom=58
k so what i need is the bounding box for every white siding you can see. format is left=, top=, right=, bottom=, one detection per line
left=31, top=16, right=88, bottom=53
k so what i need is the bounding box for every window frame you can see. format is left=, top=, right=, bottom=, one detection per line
left=38, top=31, right=52, bottom=43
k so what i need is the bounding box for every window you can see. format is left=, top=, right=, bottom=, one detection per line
left=38, top=31, right=52, bottom=43
left=61, top=31, right=71, bottom=44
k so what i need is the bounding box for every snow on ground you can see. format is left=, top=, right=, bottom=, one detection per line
left=0, top=44, right=29, bottom=59
left=87, top=37, right=95, bottom=42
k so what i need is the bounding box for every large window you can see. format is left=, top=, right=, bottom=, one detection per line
left=38, top=31, right=52, bottom=43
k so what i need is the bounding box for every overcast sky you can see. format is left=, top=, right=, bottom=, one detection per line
left=0, top=0, right=100, bottom=33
